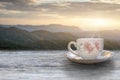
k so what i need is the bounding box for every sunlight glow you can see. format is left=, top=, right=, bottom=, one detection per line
left=88, top=18, right=109, bottom=27
left=70, top=18, right=113, bottom=31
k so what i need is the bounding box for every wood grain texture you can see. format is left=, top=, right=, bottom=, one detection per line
left=0, top=50, right=119, bottom=80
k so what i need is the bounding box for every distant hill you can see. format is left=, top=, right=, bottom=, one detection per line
left=74, top=30, right=120, bottom=41
left=0, top=27, right=39, bottom=44
left=32, top=30, right=76, bottom=40
left=0, top=25, right=120, bottom=50
left=0, top=27, right=76, bottom=50
left=0, top=24, right=82, bottom=33
left=99, top=30, right=120, bottom=41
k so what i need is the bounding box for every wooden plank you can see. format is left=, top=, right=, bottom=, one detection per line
left=0, top=50, right=119, bottom=80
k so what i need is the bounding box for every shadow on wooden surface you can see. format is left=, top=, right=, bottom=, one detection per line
left=62, top=59, right=115, bottom=79
left=68, top=60, right=114, bottom=69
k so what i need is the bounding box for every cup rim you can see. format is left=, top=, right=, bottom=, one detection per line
left=76, top=38, right=104, bottom=41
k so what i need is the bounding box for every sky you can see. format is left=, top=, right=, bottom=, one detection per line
left=0, top=0, right=120, bottom=30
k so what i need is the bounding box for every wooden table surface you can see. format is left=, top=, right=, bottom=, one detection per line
left=0, top=50, right=119, bottom=80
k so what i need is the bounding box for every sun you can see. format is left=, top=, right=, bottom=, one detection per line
left=71, top=18, right=110, bottom=27
left=84, top=18, right=111, bottom=30
left=90, top=18, right=109, bottom=26
left=68, top=17, right=112, bottom=31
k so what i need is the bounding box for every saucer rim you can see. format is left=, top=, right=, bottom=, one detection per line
left=66, top=50, right=113, bottom=61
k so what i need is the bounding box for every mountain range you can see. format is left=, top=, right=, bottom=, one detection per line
left=0, top=24, right=120, bottom=50
left=0, top=24, right=81, bottom=33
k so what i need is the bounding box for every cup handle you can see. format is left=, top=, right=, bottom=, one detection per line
left=68, top=41, right=78, bottom=55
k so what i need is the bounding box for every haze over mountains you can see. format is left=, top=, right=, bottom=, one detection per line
left=1, top=24, right=81, bottom=32
left=1, top=24, right=120, bottom=41
left=0, top=24, right=120, bottom=50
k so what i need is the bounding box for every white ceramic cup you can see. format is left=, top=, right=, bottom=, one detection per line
left=68, top=38, right=104, bottom=59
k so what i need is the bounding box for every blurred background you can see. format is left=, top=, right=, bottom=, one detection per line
left=0, top=0, right=120, bottom=50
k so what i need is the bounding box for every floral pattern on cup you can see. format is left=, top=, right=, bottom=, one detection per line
left=84, top=41, right=100, bottom=54
left=95, top=41, right=100, bottom=50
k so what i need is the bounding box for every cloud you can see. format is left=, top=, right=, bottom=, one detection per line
left=0, top=0, right=40, bottom=11
left=35, top=2, right=120, bottom=18
left=0, top=0, right=37, bottom=5
left=0, top=0, right=120, bottom=19
left=91, top=0, right=120, bottom=4
left=0, top=0, right=120, bottom=11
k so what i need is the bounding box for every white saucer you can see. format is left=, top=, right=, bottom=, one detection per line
left=65, top=50, right=113, bottom=64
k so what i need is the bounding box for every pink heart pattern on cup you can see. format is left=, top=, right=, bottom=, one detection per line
left=95, top=41, right=100, bottom=50
left=84, top=41, right=100, bottom=54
